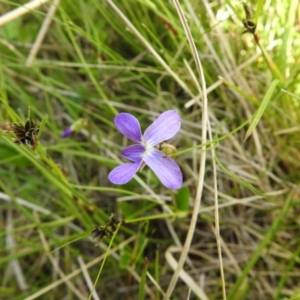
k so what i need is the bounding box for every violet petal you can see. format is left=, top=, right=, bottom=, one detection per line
left=122, top=144, right=145, bottom=162
left=114, top=113, right=142, bottom=142
left=144, top=110, right=181, bottom=146
left=144, top=148, right=182, bottom=189
left=61, top=127, right=73, bottom=138
left=108, top=161, right=142, bottom=185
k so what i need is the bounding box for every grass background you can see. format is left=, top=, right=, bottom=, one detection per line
left=0, top=0, right=300, bottom=299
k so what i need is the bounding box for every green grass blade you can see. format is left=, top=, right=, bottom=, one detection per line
left=244, top=79, right=280, bottom=141
left=254, top=0, right=264, bottom=23
left=139, top=257, right=149, bottom=300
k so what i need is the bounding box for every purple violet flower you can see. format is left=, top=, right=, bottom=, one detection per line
left=61, top=127, right=73, bottom=138
left=108, top=110, right=183, bottom=189
left=61, top=119, right=88, bottom=138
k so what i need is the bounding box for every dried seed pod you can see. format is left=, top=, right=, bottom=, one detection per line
left=11, top=119, right=40, bottom=150
left=92, top=213, right=123, bottom=246
left=241, top=2, right=259, bottom=43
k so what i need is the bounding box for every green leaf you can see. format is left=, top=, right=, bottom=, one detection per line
left=118, top=201, right=136, bottom=218
left=1, top=19, right=21, bottom=40
left=283, top=290, right=300, bottom=300
left=119, top=250, right=132, bottom=269
left=37, top=114, right=48, bottom=139
left=0, top=286, right=17, bottom=297
left=0, top=143, right=31, bottom=168
left=175, top=186, right=190, bottom=211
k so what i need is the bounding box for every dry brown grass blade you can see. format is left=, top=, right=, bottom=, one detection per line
left=26, top=0, right=61, bottom=66
left=106, top=0, right=194, bottom=98
left=0, top=0, right=50, bottom=27
left=77, top=256, right=101, bottom=300
left=5, top=208, right=29, bottom=291
left=165, top=246, right=209, bottom=300
left=33, top=211, right=87, bottom=300
left=24, top=236, right=136, bottom=300
left=164, top=0, right=209, bottom=298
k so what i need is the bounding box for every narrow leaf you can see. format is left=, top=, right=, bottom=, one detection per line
left=139, top=257, right=149, bottom=300
left=254, top=0, right=264, bottom=23
left=175, top=186, right=190, bottom=211
left=244, top=80, right=279, bottom=141
left=37, top=114, right=48, bottom=139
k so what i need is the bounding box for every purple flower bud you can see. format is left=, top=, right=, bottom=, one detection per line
left=61, top=127, right=73, bottom=138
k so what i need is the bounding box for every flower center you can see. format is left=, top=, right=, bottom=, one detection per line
left=142, top=139, right=154, bottom=159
